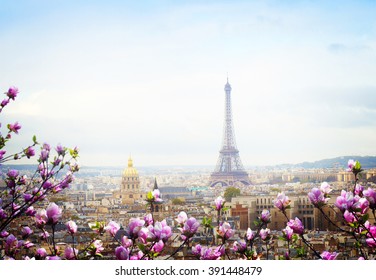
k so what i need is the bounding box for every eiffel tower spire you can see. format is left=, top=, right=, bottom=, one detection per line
left=209, top=78, right=250, bottom=187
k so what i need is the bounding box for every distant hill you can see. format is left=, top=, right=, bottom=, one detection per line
left=282, top=156, right=376, bottom=169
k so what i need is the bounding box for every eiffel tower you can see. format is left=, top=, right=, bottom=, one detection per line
left=209, top=78, right=250, bottom=187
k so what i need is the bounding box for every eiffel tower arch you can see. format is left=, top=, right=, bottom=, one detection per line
left=209, top=78, right=250, bottom=187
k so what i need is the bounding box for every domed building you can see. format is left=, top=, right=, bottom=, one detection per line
left=115, top=157, right=144, bottom=205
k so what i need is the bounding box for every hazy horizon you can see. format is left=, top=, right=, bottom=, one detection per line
left=1, top=1, right=376, bottom=167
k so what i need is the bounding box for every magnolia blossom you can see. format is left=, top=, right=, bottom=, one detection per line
left=144, top=213, right=153, bottom=226
left=274, top=192, right=290, bottom=211
left=92, top=240, right=104, bottom=255
left=175, top=211, right=188, bottom=225
left=115, top=246, right=130, bottom=260
left=354, top=184, right=364, bottom=195
left=64, top=247, right=78, bottom=260
left=138, top=227, right=149, bottom=244
left=127, top=218, right=145, bottom=239
left=343, top=210, right=356, bottom=223
left=152, top=189, right=162, bottom=202
left=66, top=220, right=78, bottom=235
left=217, top=222, right=234, bottom=240
left=148, top=220, right=172, bottom=242
left=8, top=122, right=21, bottom=134
left=179, top=217, right=200, bottom=240
left=321, top=251, right=338, bottom=260
left=45, top=256, right=61, bottom=260
left=283, top=226, right=294, bottom=241
left=260, top=209, right=271, bottom=223
left=246, top=228, right=255, bottom=241
left=21, top=227, right=33, bottom=239
left=36, top=248, right=47, bottom=258
left=46, top=203, right=62, bottom=225
left=7, top=86, right=19, bottom=100
left=365, top=221, right=376, bottom=248
left=232, top=240, right=247, bottom=254
left=364, top=188, right=376, bottom=209
left=347, top=159, right=356, bottom=172
left=121, top=236, right=133, bottom=248
left=24, top=146, right=35, bottom=158
left=35, top=209, right=48, bottom=228
left=308, top=187, right=328, bottom=207
left=335, top=190, right=357, bottom=212
left=214, top=196, right=225, bottom=211
left=151, top=240, right=165, bottom=253
left=105, top=221, right=120, bottom=237
left=259, top=228, right=270, bottom=240
left=192, top=244, right=202, bottom=256
left=194, top=245, right=224, bottom=260
left=287, top=217, right=304, bottom=235
left=320, top=182, right=332, bottom=194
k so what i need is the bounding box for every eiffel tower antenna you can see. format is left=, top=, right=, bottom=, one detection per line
left=209, top=78, right=250, bottom=187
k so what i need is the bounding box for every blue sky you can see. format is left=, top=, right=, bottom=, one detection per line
left=1, top=0, right=376, bottom=167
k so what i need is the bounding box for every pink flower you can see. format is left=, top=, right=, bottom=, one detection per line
left=308, top=187, right=328, bottom=207
left=64, top=247, right=78, bottom=260
left=24, top=146, right=35, bottom=158
left=176, top=211, right=188, bottom=225
left=144, top=213, right=153, bottom=226
left=36, top=248, right=47, bottom=258
left=7, top=86, right=18, bottom=100
left=321, top=251, right=338, bottom=260
left=138, top=227, right=149, bottom=244
left=127, top=218, right=145, bottom=239
left=283, top=226, right=294, bottom=241
left=151, top=240, right=164, bottom=253
left=46, top=256, right=61, bottom=260
left=197, top=245, right=224, bottom=260
left=354, top=184, right=364, bottom=195
left=105, top=221, right=120, bottom=237
left=92, top=240, right=104, bottom=255
left=335, top=190, right=356, bottom=212
left=26, top=206, right=36, bottom=216
left=35, top=209, right=48, bottom=228
left=320, top=182, right=332, bottom=194
left=0, top=150, right=6, bottom=160
left=148, top=220, right=172, bottom=242
left=21, top=226, right=33, bottom=239
left=287, top=217, right=304, bottom=235
left=217, top=222, right=234, bottom=240
left=192, top=244, right=202, bottom=256
left=179, top=217, right=200, bottom=240
left=7, top=169, right=19, bottom=179
left=214, top=196, right=225, bottom=211
left=364, top=187, right=376, bottom=209
left=66, top=220, right=78, bottom=234
left=246, top=228, right=255, bottom=241
left=347, top=159, right=356, bottom=172
left=152, top=189, right=162, bottom=202
left=260, top=228, right=270, bottom=240
left=232, top=240, right=247, bottom=254
left=274, top=192, right=290, bottom=211
left=1, top=99, right=9, bottom=107
left=115, top=246, right=130, bottom=260
left=343, top=210, right=356, bottom=223
left=260, top=209, right=271, bottom=223
left=8, top=122, right=21, bottom=134
left=121, top=236, right=133, bottom=248
left=46, top=203, right=62, bottom=225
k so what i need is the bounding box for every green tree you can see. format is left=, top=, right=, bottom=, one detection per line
left=224, top=187, right=241, bottom=202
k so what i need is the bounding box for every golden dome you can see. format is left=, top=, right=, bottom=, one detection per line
left=123, top=157, right=139, bottom=177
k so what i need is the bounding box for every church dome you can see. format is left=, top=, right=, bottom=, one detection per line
left=123, top=157, right=139, bottom=177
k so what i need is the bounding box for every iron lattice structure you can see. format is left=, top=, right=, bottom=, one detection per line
left=209, top=79, right=250, bottom=187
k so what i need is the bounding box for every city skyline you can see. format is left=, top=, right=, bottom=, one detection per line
left=1, top=1, right=376, bottom=167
